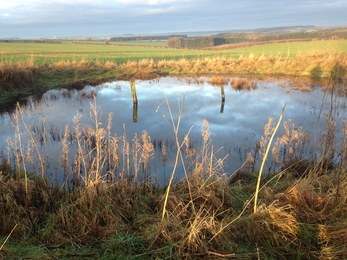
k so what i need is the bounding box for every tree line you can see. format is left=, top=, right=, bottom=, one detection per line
left=166, top=37, right=227, bottom=48
left=110, top=35, right=188, bottom=42
left=166, top=27, right=347, bottom=49
left=216, top=27, right=347, bottom=43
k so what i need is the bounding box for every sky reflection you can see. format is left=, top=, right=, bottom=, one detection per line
left=0, top=77, right=345, bottom=185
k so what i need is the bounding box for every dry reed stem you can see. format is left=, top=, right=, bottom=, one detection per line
left=0, top=224, right=18, bottom=251
left=15, top=104, right=48, bottom=189
left=160, top=96, right=185, bottom=221
left=141, top=130, right=154, bottom=182
left=254, top=104, right=286, bottom=215
left=132, top=133, right=141, bottom=183
left=11, top=110, right=28, bottom=197
left=61, top=125, right=70, bottom=186
left=72, top=112, right=85, bottom=187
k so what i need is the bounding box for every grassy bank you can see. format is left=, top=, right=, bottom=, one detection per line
left=1, top=40, right=347, bottom=102
left=1, top=41, right=347, bottom=109
left=1, top=167, right=346, bottom=259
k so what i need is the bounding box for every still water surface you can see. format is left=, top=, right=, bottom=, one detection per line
left=0, top=77, right=345, bottom=185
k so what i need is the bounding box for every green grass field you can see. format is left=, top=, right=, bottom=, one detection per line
left=0, top=41, right=213, bottom=65
left=78, top=40, right=167, bottom=47
left=225, top=39, right=347, bottom=58
left=110, top=40, right=167, bottom=47
left=1, top=39, right=346, bottom=66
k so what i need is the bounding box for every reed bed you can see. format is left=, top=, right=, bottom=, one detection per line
left=0, top=63, right=40, bottom=91
left=1, top=83, right=347, bottom=259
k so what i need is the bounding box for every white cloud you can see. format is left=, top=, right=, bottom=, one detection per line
left=143, top=7, right=173, bottom=14
left=0, top=0, right=346, bottom=38
left=0, top=0, right=23, bottom=9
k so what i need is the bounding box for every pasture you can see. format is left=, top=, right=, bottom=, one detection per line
left=109, top=40, right=167, bottom=47
left=1, top=39, right=346, bottom=65
left=222, top=39, right=347, bottom=57
left=0, top=41, right=216, bottom=65
left=1, top=39, right=347, bottom=108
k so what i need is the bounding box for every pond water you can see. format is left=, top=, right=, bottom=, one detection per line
left=0, top=76, right=346, bottom=186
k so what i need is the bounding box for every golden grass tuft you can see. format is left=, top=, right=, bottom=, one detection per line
left=253, top=202, right=298, bottom=245
left=52, top=183, right=132, bottom=242
left=207, top=75, right=228, bottom=86
left=319, top=221, right=347, bottom=259
left=0, top=64, right=41, bottom=91
left=138, top=174, right=236, bottom=258
left=231, top=77, right=257, bottom=90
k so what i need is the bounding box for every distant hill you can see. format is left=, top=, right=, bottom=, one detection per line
left=166, top=26, right=347, bottom=49
left=214, top=27, right=347, bottom=43
left=253, top=25, right=316, bottom=33
left=0, top=37, right=21, bottom=40
left=110, top=35, right=188, bottom=42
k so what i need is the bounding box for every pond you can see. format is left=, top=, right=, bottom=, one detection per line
left=0, top=76, right=346, bottom=187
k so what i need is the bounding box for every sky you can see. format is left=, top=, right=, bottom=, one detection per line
left=1, top=0, right=347, bottom=39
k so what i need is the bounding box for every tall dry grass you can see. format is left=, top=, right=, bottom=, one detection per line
left=0, top=63, right=40, bottom=91
left=1, top=51, right=346, bottom=97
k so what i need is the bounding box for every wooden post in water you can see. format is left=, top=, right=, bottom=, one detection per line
left=220, top=86, right=225, bottom=113
left=130, top=81, right=138, bottom=122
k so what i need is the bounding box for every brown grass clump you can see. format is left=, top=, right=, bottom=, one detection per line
left=134, top=70, right=160, bottom=80
left=138, top=174, right=235, bottom=258
left=223, top=170, right=347, bottom=259
left=117, top=71, right=166, bottom=81
left=52, top=182, right=133, bottom=242
left=208, top=75, right=228, bottom=86
left=117, top=72, right=133, bottom=80
left=319, top=221, right=347, bottom=259
left=284, top=173, right=347, bottom=222
left=291, top=78, right=314, bottom=92
left=0, top=174, right=61, bottom=239
left=231, top=77, right=257, bottom=90
left=246, top=202, right=298, bottom=249
left=0, top=64, right=41, bottom=91
left=102, top=61, right=117, bottom=70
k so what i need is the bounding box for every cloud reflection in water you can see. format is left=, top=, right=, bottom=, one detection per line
left=0, top=77, right=344, bottom=185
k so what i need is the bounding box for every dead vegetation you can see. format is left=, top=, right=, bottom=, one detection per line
left=1, top=82, right=347, bottom=259
left=0, top=63, right=41, bottom=91
left=208, top=75, right=229, bottom=85
left=231, top=77, right=258, bottom=90
left=1, top=155, right=347, bottom=259
left=1, top=52, right=346, bottom=95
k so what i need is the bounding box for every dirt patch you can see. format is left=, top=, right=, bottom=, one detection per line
left=118, top=71, right=169, bottom=81
left=61, top=76, right=108, bottom=90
